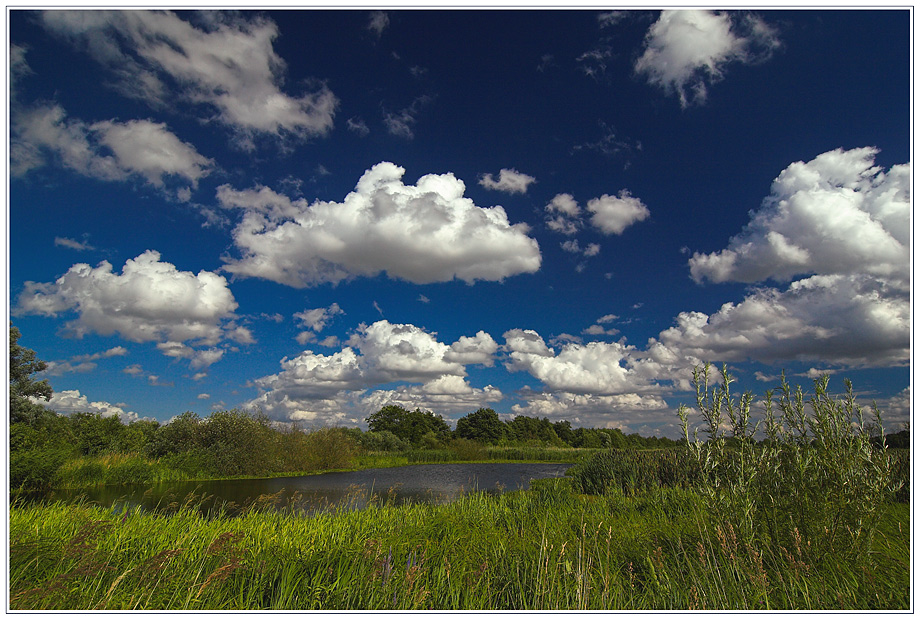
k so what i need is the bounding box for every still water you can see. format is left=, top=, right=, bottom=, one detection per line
left=40, top=462, right=574, bottom=516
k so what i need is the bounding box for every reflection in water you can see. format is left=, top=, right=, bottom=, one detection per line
left=36, top=462, right=574, bottom=517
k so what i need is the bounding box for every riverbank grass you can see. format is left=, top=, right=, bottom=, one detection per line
left=9, top=479, right=909, bottom=610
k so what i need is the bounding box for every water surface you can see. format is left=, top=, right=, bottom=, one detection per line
left=40, top=462, right=574, bottom=516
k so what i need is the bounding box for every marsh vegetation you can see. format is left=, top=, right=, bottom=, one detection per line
left=8, top=326, right=911, bottom=610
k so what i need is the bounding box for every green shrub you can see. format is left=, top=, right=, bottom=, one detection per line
left=357, top=430, right=410, bottom=452
left=9, top=422, right=74, bottom=490
left=300, top=427, right=358, bottom=471
left=160, top=448, right=215, bottom=478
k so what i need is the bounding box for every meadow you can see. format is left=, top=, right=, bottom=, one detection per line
left=8, top=365, right=911, bottom=610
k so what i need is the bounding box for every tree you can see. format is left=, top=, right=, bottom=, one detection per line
left=455, top=408, right=505, bottom=444
left=505, top=415, right=565, bottom=446
left=71, top=412, right=128, bottom=456
left=552, top=420, right=575, bottom=446
left=9, top=323, right=53, bottom=424
left=146, top=411, right=203, bottom=457
left=366, top=405, right=451, bottom=446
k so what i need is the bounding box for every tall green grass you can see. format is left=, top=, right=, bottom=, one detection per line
left=567, top=448, right=701, bottom=495
left=9, top=479, right=909, bottom=610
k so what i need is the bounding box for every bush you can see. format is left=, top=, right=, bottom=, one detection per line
left=10, top=422, right=75, bottom=490
left=198, top=410, right=282, bottom=476
left=300, top=427, right=358, bottom=471
left=160, top=448, right=215, bottom=478
left=357, top=430, right=411, bottom=452
left=146, top=411, right=203, bottom=458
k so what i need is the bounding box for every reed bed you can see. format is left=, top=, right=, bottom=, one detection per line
left=9, top=478, right=909, bottom=611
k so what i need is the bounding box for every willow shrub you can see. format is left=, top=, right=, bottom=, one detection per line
left=678, top=364, right=899, bottom=564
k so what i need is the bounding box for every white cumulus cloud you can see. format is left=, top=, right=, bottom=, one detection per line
left=587, top=190, right=650, bottom=235
left=14, top=251, right=245, bottom=354
left=635, top=10, right=780, bottom=107
left=544, top=193, right=582, bottom=235
left=40, top=389, right=142, bottom=423
left=219, top=162, right=541, bottom=287
left=665, top=147, right=910, bottom=369
left=546, top=190, right=649, bottom=236
left=651, top=273, right=909, bottom=368
left=294, top=303, right=345, bottom=333
left=689, top=147, right=910, bottom=289
left=360, top=375, right=503, bottom=417
left=503, top=329, right=659, bottom=396
left=12, top=104, right=213, bottom=200
left=510, top=391, right=672, bottom=433
left=244, top=320, right=501, bottom=423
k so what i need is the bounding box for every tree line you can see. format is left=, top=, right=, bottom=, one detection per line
left=366, top=404, right=680, bottom=450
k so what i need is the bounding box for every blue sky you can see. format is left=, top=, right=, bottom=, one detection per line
left=7, top=9, right=911, bottom=437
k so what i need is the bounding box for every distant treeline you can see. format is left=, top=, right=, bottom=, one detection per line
left=9, top=404, right=677, bottom=491
left=365, top=404, right=682, bottom=450
left=11, top=403, right=910, bottom=491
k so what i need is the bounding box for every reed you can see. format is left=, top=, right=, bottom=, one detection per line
left=567, top=448, right=701, bottom=495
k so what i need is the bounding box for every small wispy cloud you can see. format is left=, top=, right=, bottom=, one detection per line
left=479, top=168, right=537, bottom=194
left=367, top=11, right=390, bottom=38
left=54, top=236, right=95, bottom=251
left=383, top=95, right=432, bottom=139
left=347, top=117, right=370, bottom=137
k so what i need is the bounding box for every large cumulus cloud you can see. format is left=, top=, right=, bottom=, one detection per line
left=500, top=328, right=681, bottom=434
left=38, top=389, right=142, bottom=423
left=13, top=251, right=251, bottom=361
left=663, top=147, right=910, bottom=369
left=219, top=162, right=542, bottom=287
left=689, top=147, right=909, bottom=288
left=653, top=274, right=908, bottom=367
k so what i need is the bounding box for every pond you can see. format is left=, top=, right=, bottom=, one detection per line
left=35, top=462, right=575, bottom=517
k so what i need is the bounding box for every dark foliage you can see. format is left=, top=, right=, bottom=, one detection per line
left=455, top=408, right=505, bottom=444
left=366, top=405, right=451, bottom=447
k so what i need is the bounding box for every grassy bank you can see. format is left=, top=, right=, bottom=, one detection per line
left=9, top=479, right=909, bottom=610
